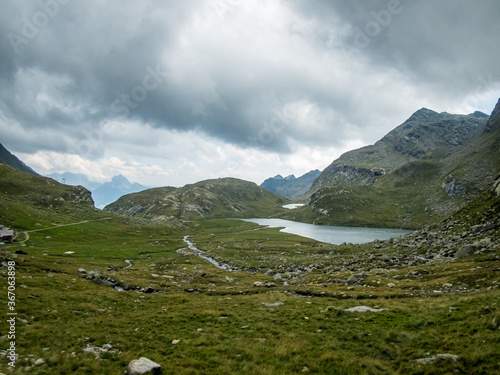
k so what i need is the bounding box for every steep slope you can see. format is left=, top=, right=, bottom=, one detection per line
left=373, top=173, right=500, bottom=261
left=0, top=142, right=39, bottom=175
left=292, top=102, right=500, bottom=229
left=0, top=164, right=96, bottom=230
left=260, top=170, right=321, bottom=199
left=104, top=177, right=289, bottom=221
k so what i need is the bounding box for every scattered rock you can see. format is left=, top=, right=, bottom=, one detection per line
left=262, top=302, right=284, bottom=307
left=253, top=281, right=276, bottom=288
left=127, top=357, right=162, bottom=375
left=414, top=353, right=458, bottom=364
left=387, top=283, right=396, bottom=288
left=34, top=358, right=45, bottom=366
left=265, top=269, right=275, bottom=277
left=455, top=245, right=475, bottom=258
left=346, top=272, right=366, bottom=286
left=345, top=306, right=387, bottom=313
left=172, top=340, right=180, bottom=345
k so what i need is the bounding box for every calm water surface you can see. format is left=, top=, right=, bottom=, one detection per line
left=239, top=218, right=412, bottom=245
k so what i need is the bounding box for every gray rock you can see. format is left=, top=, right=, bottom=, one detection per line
left=443, top=177, right=466, bottom=196
left=345, top=306, right=387, bottom=312
left=265, top=269, right=275, bottom=277
left=262, top=302, right=284, bottom=307
left=346, top=272, right=366, bottom=286
left=34, top=358, right=45, bottom=366
left=455, top=245, right=475, bottom=258
left=127, top=357, right=162, bottom=375
left=414, top=353, right=458, bottom=364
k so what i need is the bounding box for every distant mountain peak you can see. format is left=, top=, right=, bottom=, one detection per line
left=111, top=174, right=130, bottom=184
left=261, top=170, right=321, bottom=199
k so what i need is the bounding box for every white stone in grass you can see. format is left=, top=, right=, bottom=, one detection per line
left=127, top=357, right=161, bottom=375
left=34, top=358, right=45, bottom=366
left=345, top=306, right=387, bottom=312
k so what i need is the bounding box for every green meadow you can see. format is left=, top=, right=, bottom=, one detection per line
left=1, top=217, right=499, bottom=374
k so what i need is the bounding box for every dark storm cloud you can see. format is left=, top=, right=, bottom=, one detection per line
left=1, top=0, right=499, bottom=158
left=289, top=0, right=500, bottom=87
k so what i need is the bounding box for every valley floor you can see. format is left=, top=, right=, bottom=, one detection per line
left=1, top=218, right=499, bottom=374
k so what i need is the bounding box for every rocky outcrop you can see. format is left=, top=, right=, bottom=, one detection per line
left=443, top=176, right=466, bottom=197
left=313, top=165, right=380, bottom=188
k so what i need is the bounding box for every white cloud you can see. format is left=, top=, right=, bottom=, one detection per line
left=1, top=0, right=499, bottom=189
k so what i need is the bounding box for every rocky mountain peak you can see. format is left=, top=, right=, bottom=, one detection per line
left=404, top=107, right=439, bottom=123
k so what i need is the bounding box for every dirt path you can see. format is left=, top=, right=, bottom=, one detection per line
left=16, top=217, right=112, bottom=244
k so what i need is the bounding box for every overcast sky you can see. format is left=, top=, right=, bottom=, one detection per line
left=1, top=0, right=499, bottom=187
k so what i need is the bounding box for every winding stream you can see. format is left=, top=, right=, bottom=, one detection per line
left=181, top=235, right=233, bottom=271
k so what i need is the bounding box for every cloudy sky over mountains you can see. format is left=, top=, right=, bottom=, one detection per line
left=1, top=0, right=499, bottom=186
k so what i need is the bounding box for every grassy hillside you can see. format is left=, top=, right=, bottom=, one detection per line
left=1, top=193, right=498, bottom=374
left=105, top=177, right=289, bottom=221
left=0, top=164, right=98, bottom=230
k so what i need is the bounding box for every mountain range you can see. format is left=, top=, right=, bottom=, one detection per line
left=260, top=170, right=321, bottom=199
left=282, top=100, right=500, bottom=228
left=1, top=99, right=499, bottom=230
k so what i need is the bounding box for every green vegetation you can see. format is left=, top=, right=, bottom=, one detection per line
left=0, top=164, right=98, bottom=230
left=105, top=177, right=289, bottom=221
left=1, top=216, right=499, bottom=374
left=286, top=161, right=451, bottom=229
left=0, top=147, right=499, bottom=374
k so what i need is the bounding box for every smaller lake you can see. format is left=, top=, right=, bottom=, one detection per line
left=282, top=203, right=305, bottom=209
left=239, top=218, right=412, bottom=245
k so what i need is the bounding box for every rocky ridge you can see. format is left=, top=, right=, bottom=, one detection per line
left=299, top=101, right=500, bottom=228
left=260, top=170, right=321, bottom=199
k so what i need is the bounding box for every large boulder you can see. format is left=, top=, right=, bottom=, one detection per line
left=455, top=244, right=476, bottom=258
left=127, top=357, right=162, bottom=375
left=346, top=272, right=366, bottom=286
